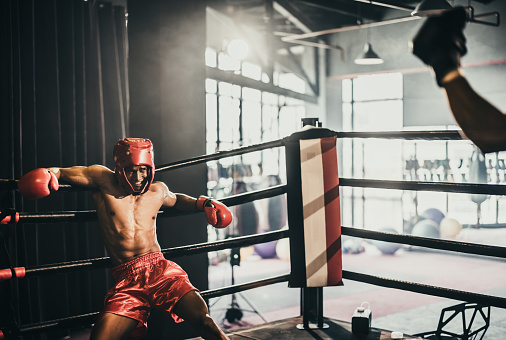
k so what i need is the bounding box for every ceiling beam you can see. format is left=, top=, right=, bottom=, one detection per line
left=206, top=67, right=318, bottom=104
left=273, top=0, right=318, bottom=33
left=352, top=0, right=414, bottom=12
left=297, top=0, right=383, bottom=22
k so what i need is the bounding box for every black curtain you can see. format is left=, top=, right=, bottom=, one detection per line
left=1, top=0, right=129, bottom=338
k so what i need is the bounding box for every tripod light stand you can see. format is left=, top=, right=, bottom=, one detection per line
left=219, top=245, right=268, bottom=327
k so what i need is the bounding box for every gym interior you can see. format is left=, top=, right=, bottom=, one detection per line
left=2, top=0, right=506, bottom=339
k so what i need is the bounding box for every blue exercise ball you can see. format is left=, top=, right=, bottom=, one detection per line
left=412, top=219, right=440, bottom=239
left=421, top=208, right=445, bottom=226
left=372, top=228, right=402, bottom=255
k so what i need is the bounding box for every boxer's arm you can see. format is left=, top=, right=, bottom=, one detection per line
left=443, top=73, right=506, bottom=153
left=160, top=185, right=232, bottom=227
left=160, top=183, right=196, bottom=210
left=173, top=193, right=199, bottom=211
left=49, top=165, right=111, bottom=189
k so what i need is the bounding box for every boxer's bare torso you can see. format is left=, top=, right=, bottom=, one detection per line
left=50, top=165, right=177, bottom=266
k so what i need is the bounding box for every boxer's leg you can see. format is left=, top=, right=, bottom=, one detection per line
left=173, top=290, right=229, bottom=340
left=90, top=312, right=139, bottom=340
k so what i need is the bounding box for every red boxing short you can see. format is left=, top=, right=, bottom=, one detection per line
left=101, top=252, right=198, bottom=338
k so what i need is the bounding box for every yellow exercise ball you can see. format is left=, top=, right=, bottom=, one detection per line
left=276, top=238, right=290, bottom=261
left=439, top=217, right=462, bottom=238
left=240, top=246, right=255, bottom=260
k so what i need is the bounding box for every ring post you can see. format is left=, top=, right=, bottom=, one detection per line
left=284, top=119, right=343, bottom=330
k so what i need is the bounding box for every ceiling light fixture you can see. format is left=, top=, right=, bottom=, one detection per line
left=354, top=42, right=384, bottom=65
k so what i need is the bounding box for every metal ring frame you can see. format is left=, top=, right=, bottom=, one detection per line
left=1, top=129, right=506, bottom=337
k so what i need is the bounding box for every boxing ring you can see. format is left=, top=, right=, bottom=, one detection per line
left=1, top=127, right=506, bottom=339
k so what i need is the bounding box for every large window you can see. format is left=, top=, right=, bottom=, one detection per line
left=205, top=47, right=304, bottom=239
left=341, top=72, right=404, bottom=231
left=342, top=72, right=506, bottom=239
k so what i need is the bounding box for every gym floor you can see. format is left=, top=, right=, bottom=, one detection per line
left=208, top=238, right=506, bottom=339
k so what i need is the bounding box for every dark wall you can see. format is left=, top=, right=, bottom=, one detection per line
left=325, top=1, right=506, bottom=130
left=1, top=0, right=129, bottom=338
left=127, top=0, right=208, bottom=338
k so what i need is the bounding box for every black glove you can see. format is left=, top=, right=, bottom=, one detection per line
left=411, top=7, right=468, bottom=86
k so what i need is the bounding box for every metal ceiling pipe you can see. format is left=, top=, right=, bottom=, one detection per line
left=281, top=16, right=421, bottom=42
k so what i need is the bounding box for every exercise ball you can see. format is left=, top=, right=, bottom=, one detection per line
left=412, top=219, right=440, bottom=239
left=421, top=208, right=445, bottom=226
left=254, top=240, right=278, bottom=259
left=275, top=238, right=290, bottom=261
left=372, top=228, right=402, bottom=255
left=343, top=239, right=365, bottom=254
left=439, top=218, right=462, bottom=238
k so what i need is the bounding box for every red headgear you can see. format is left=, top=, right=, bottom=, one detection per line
left=113, top=138, right=154, bottom=195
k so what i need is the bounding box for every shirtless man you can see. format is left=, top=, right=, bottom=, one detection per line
left=17, top=138, right=232, bottom=340
left=411, top=7, right=506, bottom=153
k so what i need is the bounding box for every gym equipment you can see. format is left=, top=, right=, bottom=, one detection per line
left=254, top=239, right=278, bottom=259
left=372, top=228, right=402, bottom=255
left=421, top=208, right=445, bottom=226
left=275, top=238, right=290, bottom=261
left=412, top=219, right=440, bottom=239
left=439, top=217, right=462, bottom=238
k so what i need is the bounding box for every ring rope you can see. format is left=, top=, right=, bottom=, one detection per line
left=336, top=130, right=463, bottom=140
left=29, top=177, right=506, bottom=196
left=5, top=267, right=506, bottom=337
left=342, top=270, right=506, bottom=309
left=0, top=221, right=20, bottom=330
left=3, top=226, right=505, bottom=280
left=8, top=180, right=505, bottom=225
left=154, top=130, right=463, bottom=173
left=11, top=185, right=286, bottom=224
left=155, top=139, right=285, bottom=173
left=16, top=312, right=99, bottom=336
left=3, top=274, right=291, bottom=337
left=343, top=227, right=506, bottom=259
left=0, top=179, right=17, bottom=191
left=0, top=230, right=289, bottom=280
left=340, top=178, right=506, bottom=196
left=161, top=229, right=289, bottom=259
left=0, top=129, right=466, bottom=190
left=200, top=274, right=290, bottom=300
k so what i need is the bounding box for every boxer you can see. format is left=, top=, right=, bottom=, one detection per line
left=18, top=138, right=232, bottom=340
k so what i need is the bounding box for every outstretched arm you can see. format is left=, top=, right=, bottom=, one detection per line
left=18, top=164, right=110, bottom=200
left=160, top=183, right=198, bottom=210
left=442, top=72, right=506, bottom=153
left=48, top=165, right=110, bottom=189
left=160, top=184, right=232, bottom=228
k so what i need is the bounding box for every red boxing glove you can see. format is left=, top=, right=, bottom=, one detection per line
left=18, top=168, right=59, bottom=200
left=196, top=196, right=232, bottom=228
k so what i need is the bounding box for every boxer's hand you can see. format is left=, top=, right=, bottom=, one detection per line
left=196, top=196, right=232, bottom=228
left=411, top=7, right=468, bottom=86
left=18, top=168, right=59, bottom=200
